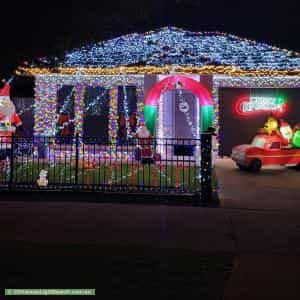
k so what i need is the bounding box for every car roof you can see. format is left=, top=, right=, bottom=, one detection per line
left=255, top=134, right=283, bottom=143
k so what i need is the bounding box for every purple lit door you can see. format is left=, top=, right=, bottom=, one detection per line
left=163, top=89, right=198, bottom=139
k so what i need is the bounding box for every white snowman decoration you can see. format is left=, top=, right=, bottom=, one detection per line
left=37, top=169, right=49, bottom=187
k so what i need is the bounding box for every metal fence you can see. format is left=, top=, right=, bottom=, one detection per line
left=0, top=134, right=212, bottom=200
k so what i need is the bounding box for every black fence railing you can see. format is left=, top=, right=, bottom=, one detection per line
left=0, top=134, right=212, bottom=200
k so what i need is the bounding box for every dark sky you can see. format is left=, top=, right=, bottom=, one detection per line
left=1, top=0, right=300, bottom=80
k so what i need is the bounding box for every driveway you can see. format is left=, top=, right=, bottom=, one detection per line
left=215, top=158, right=300, bottom=211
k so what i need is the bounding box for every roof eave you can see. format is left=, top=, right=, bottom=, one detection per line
left=15, top=65, right=300, bottom=77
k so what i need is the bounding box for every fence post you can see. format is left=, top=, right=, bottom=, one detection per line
left=75, top=133, right=80, bottom=186
left=200, top=133, right=212, bottom=205
left=9, top=134, right=15, bottom=189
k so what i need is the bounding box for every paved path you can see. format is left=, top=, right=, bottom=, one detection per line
left=215, top=158, right=300, bottom=211
left=0, top=202, right=234, bottom=252
left=1, top=201, right=300, bottom=254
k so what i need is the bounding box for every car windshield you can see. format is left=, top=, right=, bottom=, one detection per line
left=252, top=137, right=266, bottom=148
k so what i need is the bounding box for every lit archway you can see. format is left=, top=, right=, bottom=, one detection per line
left=144, top=75, right=214, bottom=135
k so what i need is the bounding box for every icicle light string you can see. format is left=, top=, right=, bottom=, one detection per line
left=178, top=88, right=198, bottom=139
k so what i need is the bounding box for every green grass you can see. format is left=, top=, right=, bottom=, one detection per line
left=6, top=162, right=201, bottom=190
left=1, top=161, right=218, bottom=192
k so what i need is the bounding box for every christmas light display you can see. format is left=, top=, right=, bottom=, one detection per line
left=177, top=89, right=198, bottom=138
left=201, top=133, right=212, bottom=201
left=34, top=75, right=144, bottom=138
left=212, top=76, right=300, bottom=154
left=144, top=75, right=213, bottom=135
left=121, top=85, right=131, bottom=137
left=232, top=115, right=300, bottom=172
left=108, top=87, right=118, bottom=150
left=16, top=27, right=300, bottom=76
left=23, top=28, right=300, bottom=165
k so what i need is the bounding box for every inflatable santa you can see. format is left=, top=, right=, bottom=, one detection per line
left=57, top=113, right=71, bottom=137
left=279, top=119, right=293, bottom=146
left=135, top=122, right=154, bottom=163
left=0, top=82, right=22, bottom=151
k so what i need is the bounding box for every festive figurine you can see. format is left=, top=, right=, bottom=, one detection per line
left=135, top=121, right=154, bottom=163
left=37, top=170, right=48, bottom=187
left=57, top=113, right=71, bottom=137
left=119, top=114, right=127, bottom=139
left=261, top=116, right=279, bottom=136
left=279, top=119, right=293, bottom=145
left=0, top=82, right=22, bottom=161
left=129, top=112, right=137, bottom=133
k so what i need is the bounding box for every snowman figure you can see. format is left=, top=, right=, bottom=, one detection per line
left=37, top=170, right=49, bottom=187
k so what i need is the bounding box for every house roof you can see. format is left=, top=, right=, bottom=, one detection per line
left=16, top=27, right=300, bottom=76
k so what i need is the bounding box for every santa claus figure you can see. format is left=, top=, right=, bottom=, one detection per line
left=279, top=119, right=293, bottom=146
left=0, top=82, right=22, bottom=158
left=57, top=113, right=71, bottom=137
left=135, top=122, right=154, bottom=163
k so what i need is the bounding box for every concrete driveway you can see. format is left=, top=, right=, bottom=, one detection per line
left=215, top=158, right=300, bottom=211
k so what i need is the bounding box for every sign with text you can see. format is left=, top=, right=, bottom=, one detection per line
left=234, top=94, right=288, bottom=118
left=219, top=88, right=300, bottom=156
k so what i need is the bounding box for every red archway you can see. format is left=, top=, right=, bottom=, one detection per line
left=144, top=75, right=214, bottom=135
left=145, top=75, right=213, bottom=106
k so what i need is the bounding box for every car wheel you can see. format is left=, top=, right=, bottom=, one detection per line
left=237, top=163, right=249, bottom=171
left=249, top=159, right=262, bottom=173
left=294, top=163, right=300, bottom=170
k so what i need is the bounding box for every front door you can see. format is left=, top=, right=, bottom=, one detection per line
left=162, top=89, right=199, bottom=139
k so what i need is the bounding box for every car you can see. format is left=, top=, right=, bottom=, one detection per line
left=231, top=134, right=300, bottom=172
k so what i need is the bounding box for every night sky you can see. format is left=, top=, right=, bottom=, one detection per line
left=1, top=0, right=300, bottom=81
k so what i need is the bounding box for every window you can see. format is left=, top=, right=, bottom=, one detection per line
left=83, top=86, right=110, bottom=144
left=117, top=86, right=137, bottom=143
left=270, top=142, right=281, bottom=149
left=56, top=86, right=75, bottom=143
left=252, top=137, right=266, bottom=148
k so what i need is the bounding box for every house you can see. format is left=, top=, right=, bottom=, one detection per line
left=15, top=27, right=300, bottom=156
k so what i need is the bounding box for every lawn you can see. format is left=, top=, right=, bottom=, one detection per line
left=1, top=158, right=219, bottom=194
left=3, top=161, right=202, bottom=191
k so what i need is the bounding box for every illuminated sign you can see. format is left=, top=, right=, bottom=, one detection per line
left=234, top=95, right=288, bottom=117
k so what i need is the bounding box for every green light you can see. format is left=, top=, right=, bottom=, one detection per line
left=145, top=104, right=214, bottom=136
left=201, top=105, right=214, bottom=132
left=144, top=105, right=157, bottom=136
left=275, top=97, right=285, bottom=106
left=292, top=130, right=300, bottom=148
